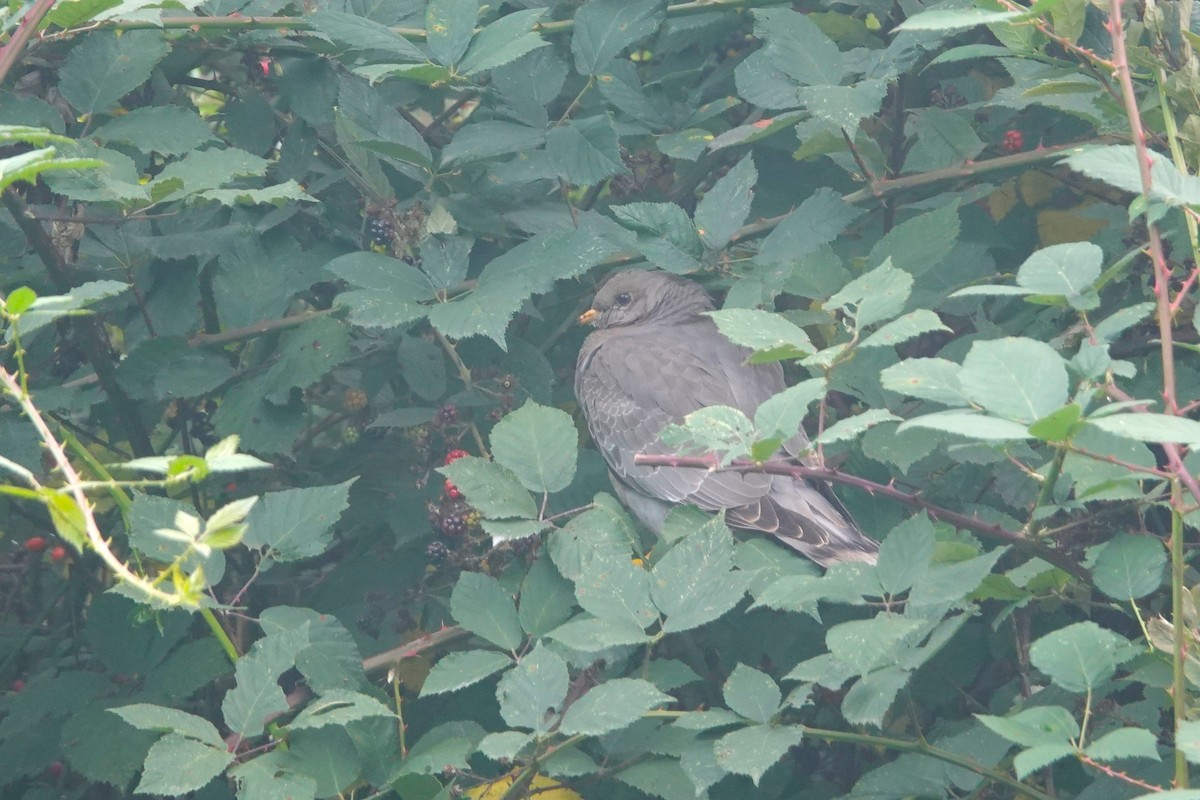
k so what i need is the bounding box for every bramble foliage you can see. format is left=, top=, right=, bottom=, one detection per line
left=2, top=0, right=1200, bottom=799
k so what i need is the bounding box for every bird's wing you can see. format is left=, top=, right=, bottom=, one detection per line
left=576, top=320, right=785, bottom=511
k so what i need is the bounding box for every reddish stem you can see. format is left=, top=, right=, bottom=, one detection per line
left=0, top=0, right=57, bottom=86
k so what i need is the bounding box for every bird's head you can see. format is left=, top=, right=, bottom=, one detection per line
left=578, top=270, right=714, bottom=329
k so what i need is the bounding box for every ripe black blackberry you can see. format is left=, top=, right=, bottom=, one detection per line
left=440, top=514, right=467, bottom=538
left=366, top=216, right=395, bottom=248
left=437, top=404, right=459, bottom=425
left=426, top=541, right=450, bottom=563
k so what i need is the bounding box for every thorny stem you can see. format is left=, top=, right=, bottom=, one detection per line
left=0, top=368, right=183, bottom=606
left=632, top=453, right=1088, bottom=580
left=1171, top=480, right=1188, bottom=788
left=1077, top=754, right=1166, bottom=792
left=0, top=0, right=57, bottom=85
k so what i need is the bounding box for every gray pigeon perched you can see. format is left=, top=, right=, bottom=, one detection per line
left=575, top=270, right=879, bottom=567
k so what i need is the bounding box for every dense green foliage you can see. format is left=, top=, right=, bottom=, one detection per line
left=2, top=0, right=1200, bottom=798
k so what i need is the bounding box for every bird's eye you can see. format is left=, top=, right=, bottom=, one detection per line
left=615, top=292, right=632, bottom=307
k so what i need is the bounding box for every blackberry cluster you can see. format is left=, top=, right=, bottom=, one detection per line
left=367, top=215, right=395, bottom=248
left=426, top=541, right=450, bottom=564
left=436, top=404, right=459, bottom=425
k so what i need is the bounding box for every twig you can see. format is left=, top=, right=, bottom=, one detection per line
left=0, top=0, right=57, bottom=85
left=362, top=625, right=469, bottom=674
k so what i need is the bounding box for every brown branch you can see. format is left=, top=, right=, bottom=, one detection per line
left=632, top=453, right=1088, bottom=580
left=362, top=625, right=470, bottom=675
left=187, top=309, right=334, bottom=347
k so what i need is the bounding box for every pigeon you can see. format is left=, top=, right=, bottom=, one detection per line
left=574, top=270, right=879, bottom=567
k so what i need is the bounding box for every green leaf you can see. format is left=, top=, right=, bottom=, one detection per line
left=549, top=615, right=652, bottom=649
left=111, top=704, right=224, bottom=746
left=1092, top=534, right=1166, bottom=601
left=440, top=457, right=539, bottom=519
left=724, top=665, right=781, bottom=724
left=1028, top=621, right=1135, bottom=693
left=695, top=155, right=756, bottom=250
left=759, top=188, right=862, bottom=264
left=826, top=259, right=912, bottom=329
left=571, top=0, right=665, bottom=75
left=441, top=121, right=546, bottom=166
left=309, top=10, right=427, bottom=61
left=752, top=7, right=842, bottom=85
left=868, top=204, right=961, bottom=279
left=899, top=410, right=1033, bottom=441
left=754, top=378, right=826, bottom=441
left=58, top=30, right=169, bottom=115
left=826, top=616, right=924, bottom=675
left=560, top=679, right=671, bottom=735
left=451, top=572, right=525, bottom=651
left=611, top=202, right=703, bottom=274
left=518, top=554, right=576, bottom=636
left=490, top=401, right=578, bottom=493
left=1084, top=727, right=1160, bottom=762
left=243, top=480, right=354, bottom=561
left=134, top=733, right=233, bottom=795
left=903, top=108, right=986, bottom=172
left=13, top=279, right=129, bottom=339
left=660, top=406, right=757, bottom=464
left=875, top=514, right=935, bottom=595
left=707, top=309, right=814, bottom=361
left=842, top=664, right=911, bottom=726
left=616, top=759, right=696, bottom=800
left=547, top=114, right=626, bottom=185
left=222, top=626, right=308, bottom=737
left=426, top=0, right=478, bottom=67
left=814, top=409, right=900, bottom=445
left=1013, top=743, right=1075, bottom=779
left=1016, top=243, right=1102, bottom=310
left=117, top=337, right=235, bottom=401
left=896, top=8, right=1026, bottom=31
left=259, top=316, right=353, bottom=404
left=880, top=358, right=968, bottom=406
left=977, top=705, right=1079, bottom=747
left=327, top=252, right=438, bottom=328
left=261, top=607, right=366, bottom=694
left=1028, top=404, right=1084, bottom=442
left=1089, top=413, right=1200, bottom=445
left=714, top=724, right=803, bottom=785
left=496, top=644, right=569, bottom=733
left=860, top=310, right=950, bottom=348
left=574, top=550, right=657, bottom=629
left=907, top=549, right=1006, bottom=610
left=458, top=9, right=549, bottom=75
left=1067, top=145, right=1200, bottom=208
left=958, top=338, right=1068, bottom=423
left=91, top=106, right=214, bottom=155
left=652, top=516, right=748, bottom=632
left=288, top=690, right=394, bottom=730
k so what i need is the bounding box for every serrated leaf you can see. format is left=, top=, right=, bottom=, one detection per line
left=759, top=188, right=862, bottom=265
left=560, top=679, right=671, bottom=735
left=111, top=704, right=224, bottom=746
left=708, top=309, right=814, bottom=360
left=490, top=402, right=578, bottom=493
left=695, top=155, right=756, bottom=250
left=309, top=10, right=427, bottom=61
left=243, top=480, right=354, bottom=561
left=451, top=572, right=525, bottom=651
left=1016, top=243, right=1102, bottom=310
left=1013, top=743, right=1075, bottom=779
left=58, top=30, right=169, bottom=116
left=754, top=378, right=825, bottom=441
left=496, top=644, right=569, bottom=733
left=653, top=516, right=748, bottom=632
left=874, top=514, right=935, bottom=595
left=440, top=457, right=539, bottom=519
left=826, top=259, right=912, bottom=329
left=977, top=705, right=1079, bottom=747
left=841, top=665, right=911, bottom=726
left=1093, top=534, right=1166, bottom=600
left=1067, top=145, right=1200, bottom=208
left=1089, top=413, right=1200, bottom=446
left=814, top=409, right=900, bottom=445
left=519, top=554, right=576, bottom=636
left=1029, top=621, right=1135, bottom=693
left=134, top=733, right=233, bottom=795
left=880, top=357, right=968, bottom=406
left=724, top=665, right=781, bottom=724
left=753, top=7, right=842, bottom=85
left=458, top=9, right=549, bottom=75
left=1084, top=727, right=1160, bottom=762
left=899, top=410, right=1033, bottom=440
left=426, top=0, right=478, bottom=67
left=571, top=0, right=664, bottom=75
left=860, top=310, right=949, bottom=348
left=547, top=114, right=625, bottom=185
left=714, top=724, right=803, bottom=785
left=289, top=690, right=394, bottom=730
left=327, top=252, right=438, bottom=329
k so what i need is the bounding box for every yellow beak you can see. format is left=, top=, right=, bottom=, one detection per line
left=578, top=309, right=599, bottom=325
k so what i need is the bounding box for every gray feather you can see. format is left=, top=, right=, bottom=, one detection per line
left=575, top=270, right=879, bottom=567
